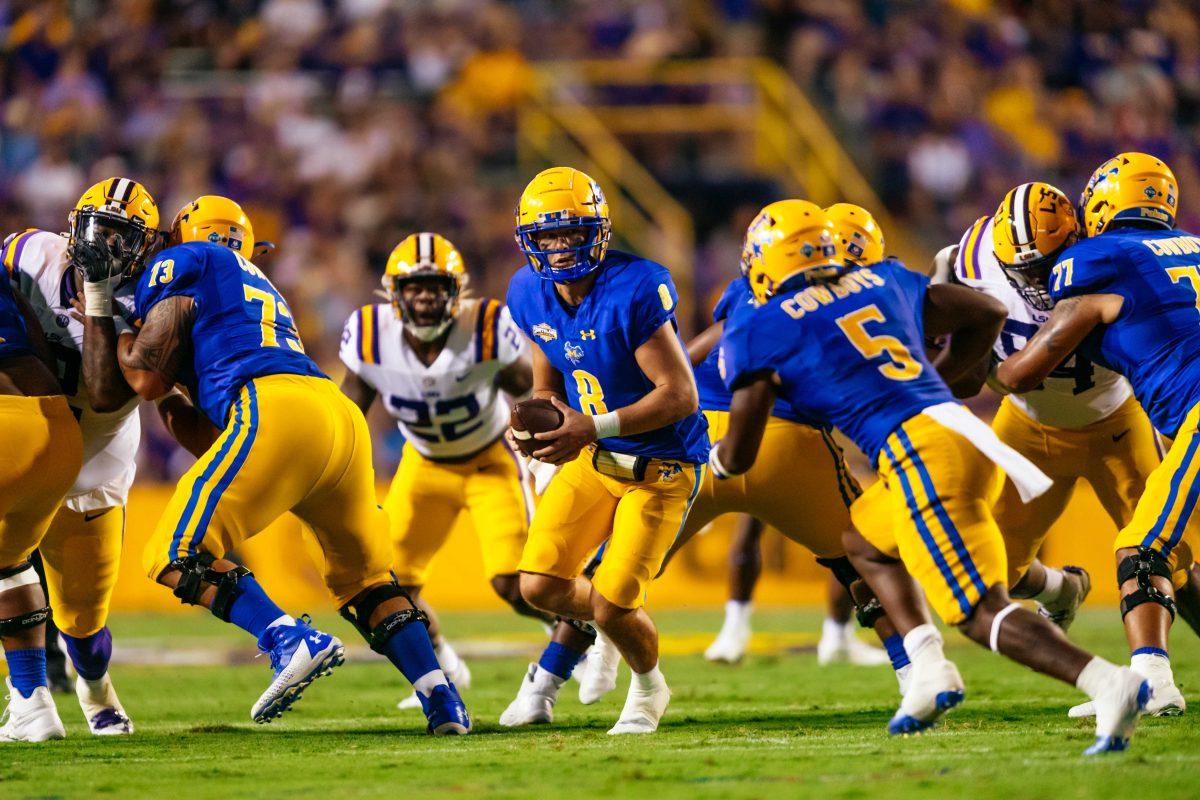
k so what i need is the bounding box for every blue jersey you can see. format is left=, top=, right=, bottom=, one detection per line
left=720, top=260, right=957, bottom=462
left=135, top=242, right=325, bottom=427
left=506, top=250, right=710, bottom=463
left=0, top=268, right=32, bottom=360
left=1049, top=228, right=1200, bottom=437
left=694, top=277, right=816, bottom=425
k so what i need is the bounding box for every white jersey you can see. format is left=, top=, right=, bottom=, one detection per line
left=340, top=298, right=525, bottom=460
left=952, top=216, right=1133, bottom=428
left=6, top=229, right=141, bottom=511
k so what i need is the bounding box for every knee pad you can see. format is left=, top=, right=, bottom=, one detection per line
left=556, top=616, right=598, bottom=647
left=815, top=556, right=883, bottom=629
left=0, top=562, right=50, bottom=637
left=339, top=583, right=427, bottom=653
left=1117, top=547, right=1177, bottom=622
left=168, top=553, right=252, bottom=622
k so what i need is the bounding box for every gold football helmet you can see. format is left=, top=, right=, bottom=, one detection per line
left=992, top=181, right=1079, bottom=310
left=1079, top=152, right=1177, bottom=237
left=825, top=203, right=885, bottom=266
left=742, top=200, right=839, bottom=305
left=171, top=195, right=271, bottom=258
left=383, top=232, right=467, bottom=341
left=515, top=167, right=611, bottom=282
left=68, top=177, right=160, bottom=279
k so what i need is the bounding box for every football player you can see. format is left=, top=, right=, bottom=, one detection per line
left=114, top=196, right=470, bottom=734
left=997, top=153, right=1200, bottom=718
left=0, top=250, right=83, bottom=742
left=662, top=205, right=903, bottom=675
left=340, top=231, right=548, bottom=710
left=501, top=167, right=709, bottom=734
left=2, top=177, right=161, bottom=735
left=715, top=200, right=1149, bottom=754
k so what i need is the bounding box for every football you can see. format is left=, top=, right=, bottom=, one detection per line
left=510, top=398, right=564, bottom=457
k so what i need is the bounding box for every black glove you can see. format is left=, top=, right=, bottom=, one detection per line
left=72, top=236, right=120, bottom=284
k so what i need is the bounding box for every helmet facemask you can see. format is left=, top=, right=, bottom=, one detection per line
left=998, top=236, right=1073, bottom=311
left=385, top=272, right=461, bottom=342
left=516, top=219, right=611, bottom=283
left=69, top=209, right=153, bottom=283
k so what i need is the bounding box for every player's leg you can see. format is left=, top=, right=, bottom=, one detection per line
left=25, top=552, right=69, bottom=693
left=142, top=381, right=352, bottom=725
left=0, top=395, right=82, bottom=743
left=38, top=506, right=131, bottom=735
left=299, top=383, right=468, bottom=734
left=1176, top=562, right=1200, bottom=639
left=707, top=515, right=762, bottom=663
left=990, top=399, right=1090, bottom=627
left=883, top=418, right=1148, bottom=753
left=591, top=464, right=703, bottom=735
left=1094, top=403, right=1200, bottom=718
left=502, top=455, right=616, bottom=726
left=383, top=446, right=473, bottom=708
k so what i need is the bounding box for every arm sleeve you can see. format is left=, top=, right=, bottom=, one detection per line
left=1049, top=246, right=1118, bottom=301
left=135, top=249, right=204, bottom=322
left=495, top=304, right=525, bottom=365
left=339, top=307, right=366, bottom=377
left=627, top=269, right=679, bottom=349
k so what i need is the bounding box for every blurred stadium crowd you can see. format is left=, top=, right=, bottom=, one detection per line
left=2, top=0, right=1198, bottom=474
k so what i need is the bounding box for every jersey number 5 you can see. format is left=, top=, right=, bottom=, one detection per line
left=835, top=305, right=923, bottom=381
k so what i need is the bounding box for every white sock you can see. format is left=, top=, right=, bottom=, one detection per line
left=902, top=624, right=945, bottom=667
left=1130, top=652, right=1173, bottom=681
left=435, top=640, right=461, bottom=672
left=534, top=664, right=568, bottom=689
left=1033, top=568, right=1064, bottom=604
left=1076, top=656, right=1120, bottom=700
left=266, top=614, right=296, bottom=630
left=412, top=669, right=450, bottom=697
left=632, top=664, right=665, bottom=692
left=724, top=600, right=752, bottom=629
left=820, top=617, right=847, bottom=644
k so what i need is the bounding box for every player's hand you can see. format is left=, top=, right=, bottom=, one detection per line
left=72, top=237, right=121, bottom=284
left=531, top=396, right=596, bottom=464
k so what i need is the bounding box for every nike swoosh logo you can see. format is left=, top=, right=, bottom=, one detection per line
left=83, top=509, right=112, bottom=522
left=1112, top=430, right=1131, bottom=443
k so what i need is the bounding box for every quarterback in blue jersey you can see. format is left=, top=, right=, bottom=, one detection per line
left=113, top=195, right=469, bottom=734
left=714, top=199, right=1150, bottom=753
left=501, top=167, right=707, bottom=735
left=0, top=268, right=83, bottom=742
left=998, top=153, right=1200, bottom=717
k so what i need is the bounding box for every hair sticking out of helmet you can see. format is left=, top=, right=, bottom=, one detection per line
left=515, top=167, right=612, bottom=283
left=381, top=232, right=467, bottom=342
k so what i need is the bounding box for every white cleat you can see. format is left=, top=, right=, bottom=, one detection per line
left=704, top=623, right=750, bottom=664
left=608, top=675, right=670, bottom=735
left=76, top=675, right=133, bottom=735
left=498, top=664, right=558, bottom=727
left=579, top=631, right=621, bottom=705
left=1037, top=566, right=1091, bottom=632
left=1070, top=676, right=1185, bottom=718
left=250, top=623, right=344, bottom=724
left=888, top=658, right=965, bottom=735
left=398, top=644, right=472, bottom=711
left=0, top=679, right=66, bottom=743
left=1085, top=668, right=1151, bottom=755
left=818, top=631, right=891, bottom=667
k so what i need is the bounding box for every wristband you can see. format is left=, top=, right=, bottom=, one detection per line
left=591, top=411, right=621, bottom=440
left=83, top=280, right=114, bottom=318
left=708, top=442, right=733, bottom=480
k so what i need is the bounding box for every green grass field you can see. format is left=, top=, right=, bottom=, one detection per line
left=2, top=608, right=1198, bottom=799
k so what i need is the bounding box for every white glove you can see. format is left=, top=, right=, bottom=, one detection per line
left=930, top=245, right=959, bottom=285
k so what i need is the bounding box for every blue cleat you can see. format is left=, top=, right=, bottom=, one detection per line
left=1085, top=672, right=1151, bottom=756
left=251, top=617, right=345, bottom=724
left=418, top=683, right=471, bottom=736
left=888, top=689, right=965, bottom=735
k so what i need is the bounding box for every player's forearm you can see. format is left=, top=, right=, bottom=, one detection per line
left=82, top=315, right=137, bottom=412
left=118, top=332, right=174, bottom=401
left=607, top=380, right=697, bottom=438
left=712, top=378, right=775, bottom=475
left=995, top=297, right=1097, bottom=394
left=932, top=318, right=1002, bottom=387
left=685, top=321, right=723, bottom=367
left=338, top=371, right=377, bottom=416
left=157, top=390, right=219, bottom=458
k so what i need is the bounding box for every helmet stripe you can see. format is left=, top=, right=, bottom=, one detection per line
left=1012, top=183, right=1032, bottom=244
left=418, top=232, right=433, bottom=265
left=109, top=177, right=134, bottom=204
